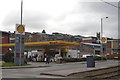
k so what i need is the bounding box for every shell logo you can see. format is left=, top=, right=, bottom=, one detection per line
left=17, top=25, right=25, bottom=33
left=101, top=37, right=107, bottom=43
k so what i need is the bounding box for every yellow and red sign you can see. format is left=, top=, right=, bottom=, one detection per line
left=17, top=25, right=25, bottom=33
left=16, top=24, right=25, bottom=35
left=101, top=37, right=107, bottom=43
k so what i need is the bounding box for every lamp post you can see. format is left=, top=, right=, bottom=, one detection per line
left=100, top=17, right=108, bottom=56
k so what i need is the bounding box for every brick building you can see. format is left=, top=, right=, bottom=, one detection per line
left=81, top=36, right=98, bottom=44
left=106, top=39, right=120, bottom=59
left=9, top=32, right=15, bottom=43
left=80, top=42, right=101, bottom=57
left=0, top=31, right=10, bottom=55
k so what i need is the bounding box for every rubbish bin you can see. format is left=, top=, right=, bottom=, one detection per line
left=87, top=56, right=95, bottom=67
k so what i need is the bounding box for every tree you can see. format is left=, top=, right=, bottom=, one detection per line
left=4, top=50, right=14, bottom=62
left=42, top=29, right=46, bottom=34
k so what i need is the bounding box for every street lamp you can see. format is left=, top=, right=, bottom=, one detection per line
left=100, top=17, right=108, bottom=56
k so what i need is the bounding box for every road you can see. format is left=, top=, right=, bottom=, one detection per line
left=2, top=60, right=119, bottom=79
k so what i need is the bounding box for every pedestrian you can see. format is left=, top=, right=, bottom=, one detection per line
left=35, top=54, right=38, bottom=62
left=29, top=55, right=32, bottom=62
left=46, top=55, right=50, bottom=64
left=44, top=57, right=47, bottom=64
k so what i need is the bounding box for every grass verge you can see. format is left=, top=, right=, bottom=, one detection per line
left=0, top=62, right=30, bottom=67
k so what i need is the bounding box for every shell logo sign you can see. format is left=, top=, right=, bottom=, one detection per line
left=16, top=24, right=25, bottom=35
left=17, top=25, right=25, bottom=33
left=49, top=41, right=58, bottom=44
left=101, top=37, right=107, bottom=43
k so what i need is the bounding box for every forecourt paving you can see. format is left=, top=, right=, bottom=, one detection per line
left=40, top=60, right=119, bottom=77
left=2, top=60, right=119, bottom=78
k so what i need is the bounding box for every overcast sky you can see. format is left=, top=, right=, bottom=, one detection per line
left=0, top=0, right=119, bottom=38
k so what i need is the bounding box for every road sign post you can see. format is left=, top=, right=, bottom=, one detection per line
left=101, top=37, right=107, bottom=57
left=14, top=24, right=25, bottom=65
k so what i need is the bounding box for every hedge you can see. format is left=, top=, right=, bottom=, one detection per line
left=62, top=58, right=86, bottom=62
left=62, top=56, right=107, bottom=62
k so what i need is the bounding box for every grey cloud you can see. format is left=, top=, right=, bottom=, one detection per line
left=49, top=2, right=118, bottom=38
left=80, top=2, right=118, bottom=24
left=68, top=22, right=99, bottom=35
left=2, top=10, right=51, bottom=32
left=2, top=1, right=118, bottom=38
left=54, top=14, right=67, bottom=21
left=70, top=2, right=118, bottom=38
left=2, top=11, right=20, bottom=26
left=23, top=10, right=51, bottom=31
left=76, top=2, right=118, bottom=15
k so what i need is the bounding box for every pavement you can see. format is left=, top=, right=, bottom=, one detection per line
left=1, top=60, right=119, bottom=78
left=40, top=60, right=119, bottom=77
left=1, top=61, right=87, bottom=69
left=1, top=62, right=51, bottom=69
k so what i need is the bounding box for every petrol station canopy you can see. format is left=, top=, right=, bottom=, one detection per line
left=0, top=41, right=80, bottom=49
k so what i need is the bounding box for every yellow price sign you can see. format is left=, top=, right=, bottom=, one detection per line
left=17, top=25, right=25, bottom=33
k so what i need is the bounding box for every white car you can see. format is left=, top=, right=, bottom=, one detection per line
left=82, top=54, right=91, bottom=58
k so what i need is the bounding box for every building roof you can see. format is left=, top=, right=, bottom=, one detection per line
left=81, top=42, right=100, bottom=46
left=0, top=31, right=10, bottom=35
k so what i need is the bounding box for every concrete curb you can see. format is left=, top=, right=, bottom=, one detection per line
left=40, top=73, right=66, bottom=77
left=2, top=65, right=50, bottom=69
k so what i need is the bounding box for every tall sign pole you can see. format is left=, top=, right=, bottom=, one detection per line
left=100, top=17, right=108, bottom=56
left=101, top=18, right=103, bottom=55
left=21, top=0, right=23, bottom=25
left=14, top=0, right=25, bottom=65
left=20, top=0, right=23, bottom=65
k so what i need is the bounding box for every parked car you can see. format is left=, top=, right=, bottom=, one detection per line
left=82, top=54, right=92, bottom=58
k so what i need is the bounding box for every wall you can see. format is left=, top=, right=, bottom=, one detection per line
left=67, top=49, right=80, bottom=58
left=1, top=32, right=9, bottom=54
